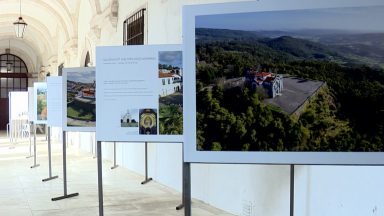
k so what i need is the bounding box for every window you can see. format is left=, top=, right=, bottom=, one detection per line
left=123, top=9, right=146, bottom=45
left=0, top=54, right=28, bottom=98
left=162, top=79, right=165, bottom=85
left=58, top=63, right=64, bottom=76
left=168, top=79, right=170, bottom=84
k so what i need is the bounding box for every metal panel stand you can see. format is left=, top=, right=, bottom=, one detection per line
left=183, top=162, right=191, bottom=216
left=110, top=142, right=118, bottom=169
left=26, top=122, right=33, bottom=158
left=141, top=142, right=152, bottom=185
left=51, top=131, right=79, bottom=201
left=176, top=143, right=185, bottom=210
left=97, top=141, right=104, bottom=216
left=30, top=123, right=40, bottom=168
left=290, top=165, right=295, bottom=216
left=42, top=126, right=59, bottom=182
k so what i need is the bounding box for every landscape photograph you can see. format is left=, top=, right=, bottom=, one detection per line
left=67, top=70, right=96, bottom=127
left=158, top=51, right=183, bottom=135
left=36, top=86, right=47, bottom=120
left=195, top=6, right=384, bottom=152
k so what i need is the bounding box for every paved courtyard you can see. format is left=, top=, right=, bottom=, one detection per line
left=0, top=132, right=232, bottom=216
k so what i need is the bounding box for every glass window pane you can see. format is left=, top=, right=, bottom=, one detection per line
left=14, top=67, right=20, bottom=73
left=1, top=88, right=6, bottom=98
left=7, top=78, right=13, bottom=88
left=14, top=61, right=20, bottom=67
left=21, top=78, right=27, bottom=88
left=14, top=78, right=20, bottom=88
left=1, top=78, right=6, bottom=87
left=20, top=66, right=27, bottom=73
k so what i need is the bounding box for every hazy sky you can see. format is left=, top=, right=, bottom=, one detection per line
left=68, top=71, right=95, bottom=84
left=159, top=51, right=182, bottom=68
left=196, top=6, right=384, bottom=33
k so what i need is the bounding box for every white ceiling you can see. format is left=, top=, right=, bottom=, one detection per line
left=0, top=0, right=103, bottom=73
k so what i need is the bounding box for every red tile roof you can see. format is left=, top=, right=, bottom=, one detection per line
left=159, top=72, right=174, bottom=78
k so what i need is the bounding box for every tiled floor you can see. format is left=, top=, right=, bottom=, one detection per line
left=0, top=133, right=233, bottom=216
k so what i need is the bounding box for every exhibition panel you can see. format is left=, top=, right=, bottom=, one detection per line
left=8, top=91, right=29, bottom=140
left=96, top=45, right=183, bottom=142
left=28, top=87, right=34, bottom=122
left=47, top=76, right=63, bottom=128
left=33, top=82, right=48, bottom=124
left=183, top=0, right=384, bottom=164
left=62, top=67, right=96, bottom=132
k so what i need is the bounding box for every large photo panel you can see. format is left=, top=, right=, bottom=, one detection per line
left=183, top=0, right=384, bottom=164
left=96, top=45, right=183, bottom=142
left=63, top=67, right=96, bottom=132
left=33, top=82, right=47, bottom=124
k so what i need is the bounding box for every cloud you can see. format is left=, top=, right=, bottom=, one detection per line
left=159, top=51, right=182, bottom=68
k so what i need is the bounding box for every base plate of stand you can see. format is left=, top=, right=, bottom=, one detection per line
left=42, top=175, right=59, bottom=182
left=110, top=165, right=119, bottom=170
left=176, top=203, right=184, bottom=210
left=30, top=164, right=40, bottom=169
left=51, top=193, right=79, bottom=201
left=141, top=178, right=153, bottom=185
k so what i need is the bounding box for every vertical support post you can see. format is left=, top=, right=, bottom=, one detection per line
left=93, top=133, right=97, bottom=159
left=63, top=131, right=68, bottom=195
left=290, top=164, right=295, bottom=216
left=26, top=122, right=33, bottom=158
left=183, top=162, right=191, bottom=216
left=51, top=131, right=79, bottom=201
left=110, top=142, right=118, bottom=169
left=42, top=126, right=58, bottom=181
left=141, top=142, right=152, bottom=184
left=30, top=123, right=40, bottom=168
left=176, top=142, right=185, bottom=210
left=97, top=141, right=104, bottom=216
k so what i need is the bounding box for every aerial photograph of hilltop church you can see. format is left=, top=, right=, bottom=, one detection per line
left=67, top=70, right=96, bottom=127
left=195, top=6, right=384, bottom=152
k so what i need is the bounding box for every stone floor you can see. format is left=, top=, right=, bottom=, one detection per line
left=0, top=132, right=233, bottom=216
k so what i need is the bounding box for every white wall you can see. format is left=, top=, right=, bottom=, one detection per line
left=61, top=0, right=384, bottom=215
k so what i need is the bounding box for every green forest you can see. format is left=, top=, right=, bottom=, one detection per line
left=196, top=28, right=384, bottom=152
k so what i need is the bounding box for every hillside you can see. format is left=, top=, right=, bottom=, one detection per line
left=196, top=28, right=384, bottom=68
left=195, top=28, right=384, bottom=152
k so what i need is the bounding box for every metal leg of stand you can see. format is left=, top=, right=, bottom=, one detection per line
left=141, top=142, right=152, bottom=185
left=42, top=126, right=58, bottom=182
left=290, top=165, right=295, bottom=216
left=31, top=123, right=40, bottom=168
left=26, top=122, right=33, bottom=158
left=183, top=162, right=191, bottom=216
left=176, top=143, right=185, bottom=210
left=93, top=134, right=97, bottom=159
left=110, top=142, right=118, bottom=169
left=52, top=131, right=79, bottom=201
left=97, top=141, right=104, bottom=216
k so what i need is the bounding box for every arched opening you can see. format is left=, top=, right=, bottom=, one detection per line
left=58, top=63, right=64, bottom=76
left=0, top=54, right=29, bottom=130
